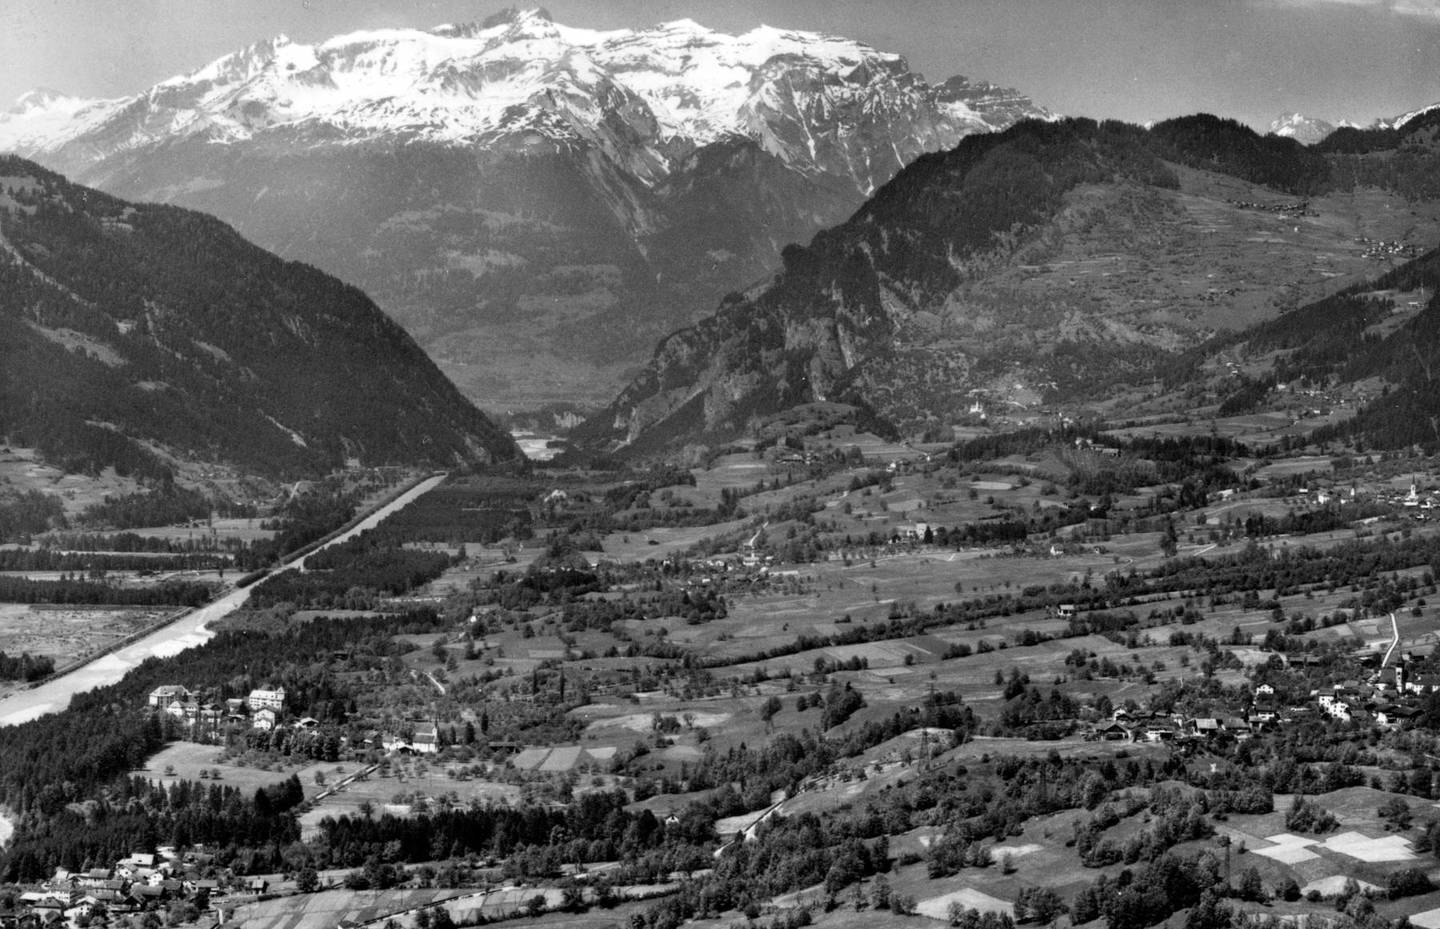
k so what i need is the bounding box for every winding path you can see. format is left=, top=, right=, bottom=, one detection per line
left=0, top=474, right=446, bottom=728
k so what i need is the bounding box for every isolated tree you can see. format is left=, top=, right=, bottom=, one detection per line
left=1379, top=795, right=1412, bottom=831
left=760, top=695, right=783, bottom=730
left=871, top=875, right=892, bottom=910
left=1237, top=866, right=1266, bottom=902
left=1160, top=519, right=1179, bottom=558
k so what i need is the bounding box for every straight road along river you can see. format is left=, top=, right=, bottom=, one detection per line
left=0, top=474, right=447, bottom=728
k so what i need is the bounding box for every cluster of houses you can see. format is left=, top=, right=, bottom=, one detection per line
left=147, top=685, right=291, bottom=735
left=1088, top=663, right=1440, bottom=743
left=147, top=683, right=458, bottom=758
left=1087, top=709, right=1256, bottom=744
left=1290, top=479, right=1438, bottom=514
left=1, top=848, right=266, bottom=928
left=1227, top=198, right=1315, bottom=216
left=1310, top=661, right=1440, bottom=726
left=1358, top=237, right=1419, bottom=261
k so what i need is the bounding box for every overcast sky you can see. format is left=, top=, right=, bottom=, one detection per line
left=4, top=0, right=1439, bottom=130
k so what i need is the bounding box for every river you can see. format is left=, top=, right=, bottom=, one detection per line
left=0, top=474, right=447, bottom=728
left=512, top=431, right=561, bottom=461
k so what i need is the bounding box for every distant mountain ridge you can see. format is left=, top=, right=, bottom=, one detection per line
left=1267, top=101, right=1440, bottom=145
left=0, top=8, right=1051, bottom=410
left=0, top=156, right=519, bottom=480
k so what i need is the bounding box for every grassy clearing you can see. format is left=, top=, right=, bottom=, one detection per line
left=0, top=446, right=142, bottom=516
left=297, top=757, right=522, bottom=839
left=137, top=742, right=336, bottom=797
left=123, top=517, right=275, bottom=545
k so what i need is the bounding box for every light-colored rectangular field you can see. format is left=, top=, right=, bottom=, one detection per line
left=1253, top=832, right=1319, bottom=864
left=540, top=746, right=583, bottom=771
left=1303, top=876, right=1382, bottom=899
left=918, top=887, right=1014, bottom=921
left=1322, top=831, right=1416, bottom=862
left=1410, top=907, right=1440, bottom=929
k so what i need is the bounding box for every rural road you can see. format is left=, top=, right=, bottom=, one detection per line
left=1383, top=611, right=1401, bottom=667
left=0, top=474, right=447, bottom=728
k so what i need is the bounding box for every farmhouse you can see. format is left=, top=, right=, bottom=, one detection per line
left=1190, top=717, right=1222, bottom=738
left=1139, top=721, right=1178, bottom=742
left=1374, top=704, right=1420, bottom=729
left=1089, top=720, right=1130, bottom=741
left=383, top=722, right=440, bottom=754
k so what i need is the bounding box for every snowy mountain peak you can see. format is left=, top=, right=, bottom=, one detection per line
left=1382, top=100, right=1440, bottom=130
left=1268, top=111, right=1336, bottom=145
left=0, top=12, right=1049, bottom=188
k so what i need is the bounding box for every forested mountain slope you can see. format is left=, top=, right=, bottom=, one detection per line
left=578, top=115, right=1440, bottom=455
left=0, top=156, right=519, bottom=479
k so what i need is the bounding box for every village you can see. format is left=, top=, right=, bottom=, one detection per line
left=145, top=686, right=441, bottom=757
left=5, top=848, right=255, bottom=929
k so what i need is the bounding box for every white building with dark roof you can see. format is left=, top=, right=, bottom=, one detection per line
left=246, top=687, right=286, bottom=712
left=148, top=685, right=192, bottom=709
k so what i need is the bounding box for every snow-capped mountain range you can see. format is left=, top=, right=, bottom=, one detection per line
left=1268, top=102, right=1440, bottom=145
left=0, top=7, right=1051, bottom=411
left=0, top=7, right=1044, bottom=194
